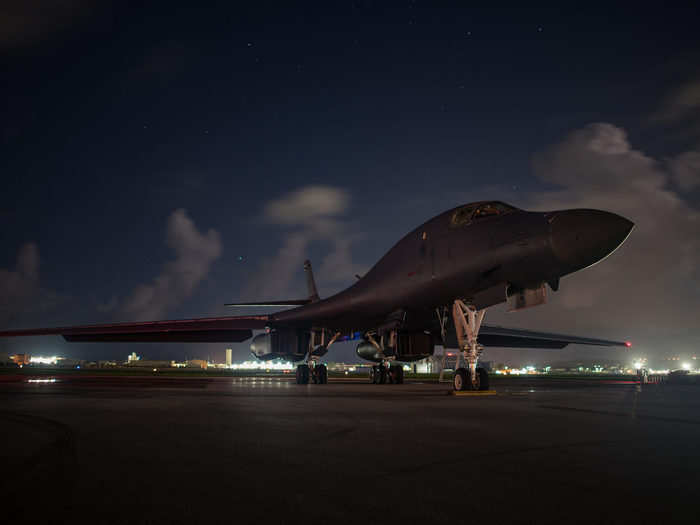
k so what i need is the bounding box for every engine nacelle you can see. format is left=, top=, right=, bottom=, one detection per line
left=250, top=329, right=308, bottom=361
left=355, top=341, right=383, bottom=363
left=356, top=332, right=435, bottom=363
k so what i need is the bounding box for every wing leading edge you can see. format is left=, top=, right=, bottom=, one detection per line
left=478, top=325, right=630, bottom=349
left=0, top=315, right=269, bottom=343
left=0, top=317, right=629, bottom=349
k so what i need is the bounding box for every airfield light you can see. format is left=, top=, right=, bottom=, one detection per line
left=229, top=360, right=293, bottom=370
left=633, top=361, right=643, bottom=370
left=682, top=363, right=691, bottom=371
left=30, top=356, right=59, bottom=365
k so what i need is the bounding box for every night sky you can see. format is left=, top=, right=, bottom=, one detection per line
left=2, top=3, right=699, bottom=365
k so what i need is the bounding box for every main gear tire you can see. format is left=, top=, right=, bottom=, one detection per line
left=375, top=365, right=387, bottom=384
left=453, top=367, right=469, bottom=391
left=390, top=364, right=404, bottom=384
left=317, top=364, right=328, bottom=384
left=296, top=364, right=310, bottom=385
left=477, top=367, right=489, bottom=391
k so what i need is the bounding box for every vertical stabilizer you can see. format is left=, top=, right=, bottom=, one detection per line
left=304, top=260, right=320, bottom=302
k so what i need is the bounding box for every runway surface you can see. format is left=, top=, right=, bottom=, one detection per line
left=2, top=374, right=699, bottom=524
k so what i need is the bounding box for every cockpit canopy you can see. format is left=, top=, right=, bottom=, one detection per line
left=449, top=201, right=518, bottom=228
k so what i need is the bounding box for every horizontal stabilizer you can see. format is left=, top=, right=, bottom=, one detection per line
left=225, top=299, right=311, bottom=307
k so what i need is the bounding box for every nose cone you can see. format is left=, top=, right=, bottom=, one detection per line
left=550, top=209, right=634, bottom=271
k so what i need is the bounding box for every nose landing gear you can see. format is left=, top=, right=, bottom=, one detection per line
left=452, top=366, right=489, bottom=391
left=447, top=300, right=490, bottom=391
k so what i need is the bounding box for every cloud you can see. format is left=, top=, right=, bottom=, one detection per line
left=514, top=123, right=700, bottom=349
left=0, top=243, right=61, bottom=324
left=652, top=79, right=700, bottom=123
left=0, top=1, right=103, bottom=50
left=317, top=236, right=367, bottom=283
left=264, top=185, right=350, bottom=226
left=669, top=151, right=700, bottom=190
left=242, top=186, right=363, bottom=300
left=96, top=295, right=118, bottom=313
left=120, top=209, right=222, bottom=320
left=0, top=243, right=39, bottom=314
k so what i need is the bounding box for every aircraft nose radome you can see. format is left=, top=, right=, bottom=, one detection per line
left=550, top=209, right=634, bottom=270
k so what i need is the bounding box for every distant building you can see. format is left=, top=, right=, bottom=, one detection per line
left=225, top=349, right=232, bottom=367
left=127, top=352, right=141, bottom=363
left=126, top=360, right=173, bottom=369
left=659, top=355, right=698, bottom=370
left=186, top=359, right=208, bottom=369
left=9, top=353, right=30, bottom=366
left=55, top=358, right=83, bottom=368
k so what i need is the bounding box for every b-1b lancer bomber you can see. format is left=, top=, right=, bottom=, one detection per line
left=0, top=201, right=633, bottom=391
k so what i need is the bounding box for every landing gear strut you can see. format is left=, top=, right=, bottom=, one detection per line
left=449, top=300, right=489, bottom=391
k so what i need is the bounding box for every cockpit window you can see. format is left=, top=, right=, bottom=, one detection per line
left=449, top=205, right=476, bottom=227
left=449, top=201, right=517, bottom=228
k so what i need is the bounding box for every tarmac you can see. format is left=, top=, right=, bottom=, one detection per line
left=2, top=374, right=700, bottom=524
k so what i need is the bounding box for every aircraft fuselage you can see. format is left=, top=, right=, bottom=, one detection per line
left=272, top=203, right=633, bottom=331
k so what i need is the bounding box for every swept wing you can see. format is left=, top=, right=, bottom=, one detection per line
left=0, top=315, right=269, bottom=343
left=478, top=325, right=630, bottom=349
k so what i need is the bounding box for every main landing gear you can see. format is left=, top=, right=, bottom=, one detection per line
left=295, top=362, right=328, bottom=384
left=442, top=299, right=490, bottom=391
left=364, top=331, right=404, bottom=385
left=295, top=330, right=341, bottom=385
left=368, top=363, right=404, bottom=384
